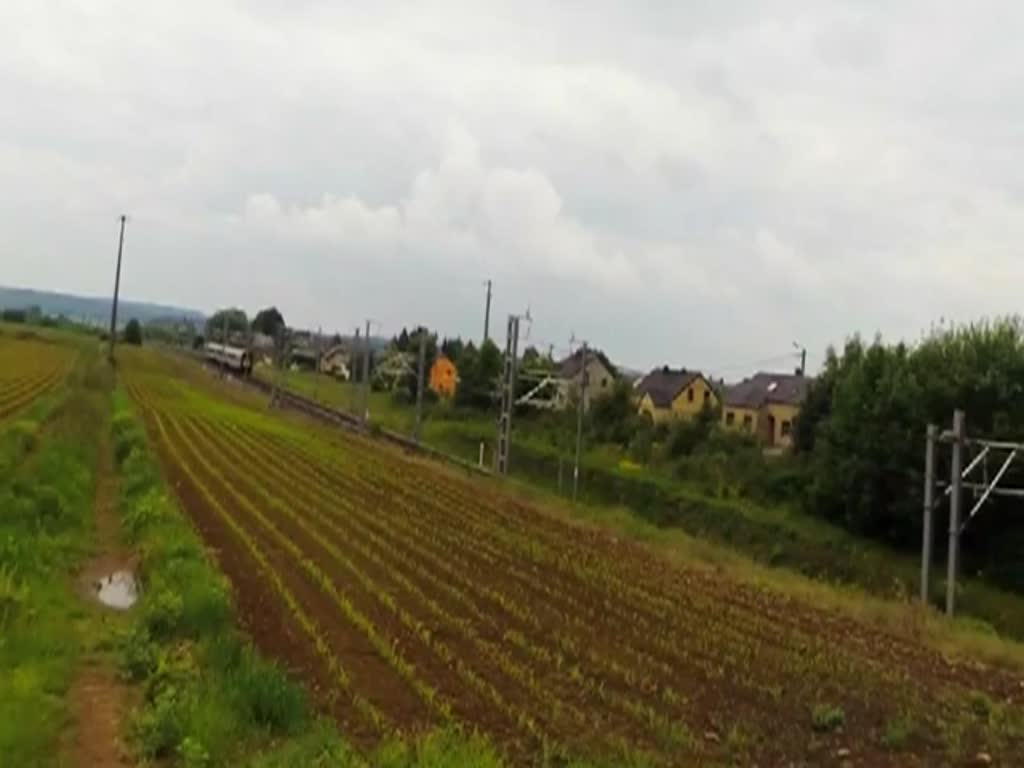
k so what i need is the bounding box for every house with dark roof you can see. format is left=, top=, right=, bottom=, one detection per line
left=634, top=366, right=719, bottom=423
left=722, top=371, right=809, bottom=448
left=554, top=348, right=616, bottom=411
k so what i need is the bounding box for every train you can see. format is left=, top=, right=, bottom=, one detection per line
left=204, top=342, right=253, bottom=375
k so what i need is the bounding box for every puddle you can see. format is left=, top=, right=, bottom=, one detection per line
left=95, top=571, right=138, bottom=610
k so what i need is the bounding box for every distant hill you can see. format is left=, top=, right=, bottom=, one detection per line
left=0, top=286, right=205, bottom=329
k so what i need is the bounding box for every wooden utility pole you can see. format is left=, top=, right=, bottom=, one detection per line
left=483, top=279, right=493, bottom=344
left=107, top=214, right=127, bottom=362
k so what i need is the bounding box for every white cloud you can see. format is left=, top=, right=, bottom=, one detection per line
left=3, top=1, right=1024, bottom=372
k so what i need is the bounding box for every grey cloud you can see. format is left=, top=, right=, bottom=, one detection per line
left=2, top=1, right=1024, bottom=375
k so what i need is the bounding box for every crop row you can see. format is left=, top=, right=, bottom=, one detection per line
left=186, top=413, right=691, bottom=759
left=124, top=379, right=705, bottom=763
left=0, top=358, right=73, bottom=422
left=252, top=420, right=911, bottom=706
left=147, top=409, right=392, bottom=739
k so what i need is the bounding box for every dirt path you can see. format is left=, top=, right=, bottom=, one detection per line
left=59, top=430, right=136, bottom=768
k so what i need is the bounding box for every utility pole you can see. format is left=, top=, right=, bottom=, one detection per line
left=946, top=409, right=965, bottom=617
left=495, top=314, right=520, bottom=474
left=483, top=279, right=493, bottom=344
left=573, top=342, right=588, bottom=503
left=350, top=326, right=360, bottom=414
left=414, top=331, right=427, bottom=442
left=361, top=319, right=371, bottom=424
left=920, top=424, right=937, bottom=604
left=313, top=324, right=322, bottom=403
left=107, top=214, right=127, bottom=362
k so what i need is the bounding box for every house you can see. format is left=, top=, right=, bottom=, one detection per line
left=428, top=355, right=458, bottom=398
left=635, top=367, right=719, bottom=423
left=722, top=372, right=809, bottom=448
left=320, top=345, right=351, bottom=380
left=554, top=348, right=616, bottom=410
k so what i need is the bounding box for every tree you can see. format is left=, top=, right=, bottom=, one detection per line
left=801, top=318, right=1024, bottom=590
left=251, top=307, right=285, bottom=337
left=399, top=327, right=439, bottom=401
left=123, top=318, right=143, bottom=345
left=589, top=379, right=643, bottom=446
left=454, top=339, right=503, bottom=409
left=521, top=345, right=555, bottom=371
left=205, top=308, right=249, bottom=341
left=441, top=337, right=465, bottom=364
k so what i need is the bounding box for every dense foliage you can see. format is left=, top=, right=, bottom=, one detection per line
left=454, top=340, right=503, bottom=409
left=123, top=318, right=143, bottom=345
left=798, top=318, right=1024, bottom=589
left=252, top=307, right=286, bottom=337
left=205, top=307, right=249, bottom=339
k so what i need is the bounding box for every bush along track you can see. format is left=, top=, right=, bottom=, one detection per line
left=112, top=385, right=515, bottom=768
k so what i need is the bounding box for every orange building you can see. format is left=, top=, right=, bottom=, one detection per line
left=428, top=355, right=458, bottom=398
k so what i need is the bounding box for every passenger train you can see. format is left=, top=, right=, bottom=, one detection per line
left=204, top=343, right=253, bottom=375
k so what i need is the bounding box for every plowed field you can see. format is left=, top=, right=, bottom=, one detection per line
left=123, top=352, right=1024, bottom=767
left=0, top=333, right=76, bottom=422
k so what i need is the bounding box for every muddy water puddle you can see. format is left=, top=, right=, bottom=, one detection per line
left=94, top=571, right=138, bottom=610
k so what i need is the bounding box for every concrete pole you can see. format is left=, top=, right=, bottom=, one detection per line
left=573, top=342, right=588, bottom=504
left=350, top=326, right=360, bottom=414
left=946, top=409, right=965, bottom=617
left=413, top=331, right=427, bottom=442
left=107, top=214, right=127, bottom=362
left=361, top=320, right=371, bottom=423
left=920, top=424, right=937, bottom=604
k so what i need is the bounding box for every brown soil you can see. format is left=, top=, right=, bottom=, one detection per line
left=60, top=430, right=136, bottom=768
left=125, top=381, right=1024, bottom=767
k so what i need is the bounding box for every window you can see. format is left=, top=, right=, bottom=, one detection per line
left=703, top=390, right=710, bottom=404
left=687, top=388, right=694, bottom=402
left=781, top=420, right=792, bottom=438
left=726, top=411, right=735, bottom=426
left=743, top=414, right=753, bottom=431
left=602, top=377, right=608, bottom=388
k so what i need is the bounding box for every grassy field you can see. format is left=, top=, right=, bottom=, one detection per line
left=128, top=349, right=1024, bottom=766
left=0, top=330, right=104, bottom=763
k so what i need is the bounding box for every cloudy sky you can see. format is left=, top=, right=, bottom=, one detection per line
left=3, top=2, right=1023, bottom=373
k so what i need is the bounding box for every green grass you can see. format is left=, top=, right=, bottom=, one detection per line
left=113, top=388, right=312, bottom=764
left=0, top=341, right=107, bottom=765
left=810, top=703, right=845, bottom=733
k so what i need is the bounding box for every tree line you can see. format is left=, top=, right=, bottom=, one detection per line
left=794, top=317, right=1024, bottom=591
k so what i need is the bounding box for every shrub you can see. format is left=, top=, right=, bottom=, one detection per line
left=229, top=647, right=307, bottom=734
left=881, top=716, right=914, bottom=750
left=811, top=703, right=845, bottom=732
